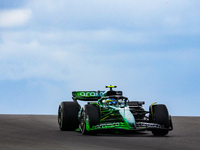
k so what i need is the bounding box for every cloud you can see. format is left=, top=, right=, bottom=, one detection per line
left=0, top=29, right=198, bottom=82
left=25, top=0, right=200, bottom=34
left=0, top=9, right=32, bottom=27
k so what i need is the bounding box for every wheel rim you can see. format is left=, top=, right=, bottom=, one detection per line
left=58, top=107, right=62, bottom=128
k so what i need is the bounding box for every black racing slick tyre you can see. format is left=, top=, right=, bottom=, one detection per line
left=58, top=102, right=79, bottom=131
left=150, top=104, right=170, bottom=136
left=81, top=105, right=100, bottom=135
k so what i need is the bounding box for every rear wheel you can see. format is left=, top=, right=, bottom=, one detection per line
left=58, top=102, right=79, bottom=131
left=81, top=105, right=100, bottom=135
left=150, top=104, right=170, bottom=136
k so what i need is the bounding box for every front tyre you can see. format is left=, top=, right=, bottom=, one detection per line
left=81, top=105, right=100, bottom=135
left=58, top=102, right=79, bottom=131
left=150, top=104, right=170, bottom=136
left=152, top=129, right=169, bottom=136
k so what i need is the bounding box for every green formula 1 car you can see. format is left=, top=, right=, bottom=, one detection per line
left=58, top=85, right=173, bottom=136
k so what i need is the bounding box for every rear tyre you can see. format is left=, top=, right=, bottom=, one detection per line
left=150, top=104, right=170, bottom=136
left=81, top=105, right=100, bottom=135
left=58, top=102, right=79, bottom=131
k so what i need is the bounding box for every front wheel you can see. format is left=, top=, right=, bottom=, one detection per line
left=81, top=105, right=100, bottom=135
left=152, top=129, right=169, bottom=136
left=150, top=104, right=170, bottom=136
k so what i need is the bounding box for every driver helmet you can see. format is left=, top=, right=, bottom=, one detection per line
left=106, top=98, right=117, bottom=105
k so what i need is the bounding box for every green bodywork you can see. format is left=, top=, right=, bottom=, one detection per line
left=74, top=90, right=136, bottom=132
left=89, top=106, right=134, bottom=131
left=85, top=116, right=90, bottom=131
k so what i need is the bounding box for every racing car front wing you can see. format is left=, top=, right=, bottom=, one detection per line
left=82, top=121, right=173, bottom=132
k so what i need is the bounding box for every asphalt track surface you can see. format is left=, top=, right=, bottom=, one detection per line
left=0, top=115, right=200, bottom=150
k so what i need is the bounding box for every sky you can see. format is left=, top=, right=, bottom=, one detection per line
left=0, top=0, right=199, bottom=116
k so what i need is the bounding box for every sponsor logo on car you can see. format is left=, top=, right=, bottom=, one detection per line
left=78, top=91, right=104, bottom=97
left=136, top=122, right=162, bottom=128
left=95, top=122, right=122, bottom=129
